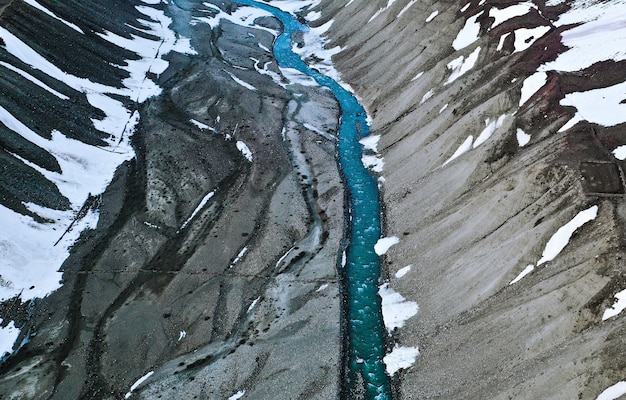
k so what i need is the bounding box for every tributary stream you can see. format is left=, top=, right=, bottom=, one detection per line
left=235, top=1, right=392, bottom=398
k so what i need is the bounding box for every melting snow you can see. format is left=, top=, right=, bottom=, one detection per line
left=0, top=61, right=69, bottom=99
left=180, top=191, right=215, bottom=230
left=124, top=371, right=154, bottom=399
left=374, top=236, right=399, bottom=256
left=443, top=135, right=473, bottom=166
left=395, top=265, right=412, bottom=279
left=537, top=205, right=598, bottom=266
left=0, top=321, right=19, bottom=359
left=237, top=141, right=253, bottom=162
left=596, top=381, right=626, bottom=400
left=379, top=283, right=418, bottom=332
left=398, top=0, right=419, bottom=19
left=228, top=391, right=246, bottom=400
left=384, top=345, right=419, bottom=375
left=452, top=13, right=481, bottom=50
left=178, top=331, right=187, bottom=341
left=23, top=0, right=84, bottom=33
left=425, top=10, right=439, bottom=22
left=516, top=128, right=531, bottom=146
left=519, top=71, right=547, bottom=107
left=473, top=115, right=507, bottom=148
left=559, top=81, right=626, bottom=127
left=509, top=265, right=535, bottom=285
left=445, top=46, right=481, bottom=85
left=225, top=70, right=258, bottom=91
left=613, top=146, right=626, bottom=160
left=489, top=2, right=534, bottom=28
left=511, top=26, right=551, bottom=53
left=316, top=283, right=329, bottom=292
left=359, top=135, right=381, bottom=152
left=602, top=289, right=626, bottom=320
left=420, top=89, right=435, bottom=104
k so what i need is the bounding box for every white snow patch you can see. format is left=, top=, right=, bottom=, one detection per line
left=460, top=3, right=471, bottom=13
left=178, top=331, right=187, bottom=341
left=509, top=264, right=535, bottom=285
left=379, top=283, right=418, bottom=332
left=516, top=128, right=531, bottom=147
left=536, top=205, right=598, bottom=266
left=445, top=46, right=481, bottom=85
left=443, top=135, right=473, bottom=166
left=512, top=26, right=551, bottom=53
left=398, top=0, right=419, bottom=19
left=560, top=81, right=626, bottom=127
left=228, top=391, right=246, bottom=400
left=411, top=71, right=424, bottom=81
left=316, top=283, right=329, bottom=292
left=0, top=321, right=19, bottom=359
left=125, top=371, right=154, bottom=399
left=420, top=89, right=435, bottom=104
left=225, top=70, right=257, bottom=91
left=596, top=381, right=626, bottom=400
left=439, top=103, right=449, bottom=114
left=497, top=32, right=510, bottom=51
left=602, top=289, right=626, bottom=321
left=23, top=0, right=85, bottom=33
left=180, top=191, right=215, bottom=230
left=425, top=10, right=439, bottom=22
left=473, top=114, right=507, bottom=148
left=489, top=2, right=534, bottom=28
left=384, top=345, right=419, bottom=375
left=613, top=145, right=626, bottom=160
left=0, top=61, right=69, bottom=99
left=362, top=154, right=385, bottom=173
left=359, top=135, right=380, bottom=152
left=395, top=265, right=412, bottom=279
left=375, top=237, right=399, bottom=256
left=452, top=13, right=481, bottom=50
left=519, top=71, right=547, bottom=107
left=237, top=141, right=253, bottom=162
left=247, top=297, right=260, bottom=313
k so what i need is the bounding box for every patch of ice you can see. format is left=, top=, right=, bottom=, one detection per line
left=537, top=205, right=598, bottom=266
left=375, top=237, right=399, bottom=256
left=411, top=71, right=424, bottom=81
left=178, top=331, right=187, bottom=341
left=516, top=128, right=531, bottom=146
left=230, top=247, right=248, bottom=268
left=445, top=46, right=481, bottom=85
left=602, top=289, right=626, bottom=320
left=384, top=345, right=419, bottom=375
left=225, top=70, right=257, bottom=91
left=596, top=381, right=626, bottom=400
left=452, top=13, right=481, bottom=50
left=395, top=265, right=412, bottom=279
left=439, top=103, right=449, bottom=113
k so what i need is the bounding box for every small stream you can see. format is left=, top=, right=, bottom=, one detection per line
left=235, top=1, right=392, bottom=398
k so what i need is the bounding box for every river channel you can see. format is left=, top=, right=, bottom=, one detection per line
left=234, top=1, right=392, bottom=398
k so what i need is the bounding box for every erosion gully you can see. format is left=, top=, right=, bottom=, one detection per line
left=235, top=1, right=392, bottom=398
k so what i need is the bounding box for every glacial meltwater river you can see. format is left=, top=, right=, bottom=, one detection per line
left=235, top=1, right=392, bottom=398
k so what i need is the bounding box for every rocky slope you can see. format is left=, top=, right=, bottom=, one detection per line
left=0, top=0, right=625, bottom=399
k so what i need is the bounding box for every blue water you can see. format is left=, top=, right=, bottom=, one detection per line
left=234, top=1, right=391, bottom=398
